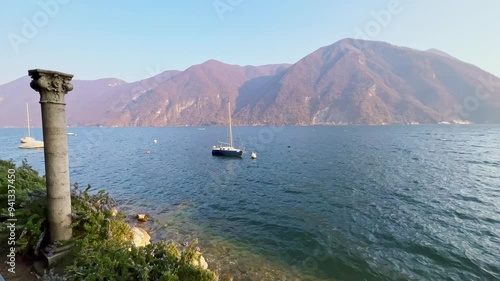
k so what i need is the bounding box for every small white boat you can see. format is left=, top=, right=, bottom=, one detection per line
left=251, top=152, right=257, bottom=159
left=154, top=139, right=158, bottom=144
left=67, top=132, right=77, bottom=136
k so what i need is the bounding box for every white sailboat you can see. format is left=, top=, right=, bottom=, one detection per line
left=20, top=103, right=35, bottom=143
left=19, top=103, right=44, bottom=149
left=212, top=101, right=243, bottom=157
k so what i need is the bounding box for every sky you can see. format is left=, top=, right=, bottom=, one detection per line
left=1, top=0, right=499, bottom=84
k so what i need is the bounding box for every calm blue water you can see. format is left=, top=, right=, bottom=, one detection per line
left=1, top=125, right=499, bottom=280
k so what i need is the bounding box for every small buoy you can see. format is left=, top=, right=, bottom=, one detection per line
left=153, top=139, right=158, bottom=144
left=146, top=150, right=151, bottom=154
left=251, top=152, right=257, bottom=159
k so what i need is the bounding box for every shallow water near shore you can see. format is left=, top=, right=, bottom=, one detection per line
left=1, top=125, right=499, bottom=280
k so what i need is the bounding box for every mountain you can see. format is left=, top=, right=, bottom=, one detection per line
left=425, top=48, right=458, bottom=60
left=235, top=38, right=500, bottom=125
left=0, top=76, right=128, bottom=127
left=103, top=61, right=290, bottom=126
left=0, top=70, right=181, bottom=128
left=1, top=38, right=499, bottom=127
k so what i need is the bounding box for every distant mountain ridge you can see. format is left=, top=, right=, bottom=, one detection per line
left=1, top=38, right=499, bottom=127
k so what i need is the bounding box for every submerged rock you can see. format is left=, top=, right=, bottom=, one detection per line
left=131, top=227, right=151, bottom=247
left=137, top=214, right=148, bottom=222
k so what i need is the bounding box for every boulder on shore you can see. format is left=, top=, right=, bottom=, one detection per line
left=131, top=227, right=151, bottom=247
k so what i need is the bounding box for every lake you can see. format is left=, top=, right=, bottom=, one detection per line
left=1, top=125, right=499, bottom=280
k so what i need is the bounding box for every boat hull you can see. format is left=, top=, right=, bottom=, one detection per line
left=18, top=141, right=44, bottom=149
left=212, top=149, right=243, bottom=158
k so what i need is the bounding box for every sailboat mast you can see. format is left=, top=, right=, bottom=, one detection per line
left=228, top=101, right=233, bottom=147
left=26, top=103, right=31, bottom=138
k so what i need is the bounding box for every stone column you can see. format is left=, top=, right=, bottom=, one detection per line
left=28, top=69, right=73, bottom=242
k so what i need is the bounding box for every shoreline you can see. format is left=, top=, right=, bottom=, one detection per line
left=1, top=122, right=490, bottom=129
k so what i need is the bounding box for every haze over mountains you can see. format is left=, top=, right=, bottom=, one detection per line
left=1, top=38, right=500, bottom=128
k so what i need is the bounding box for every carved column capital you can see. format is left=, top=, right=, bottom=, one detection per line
left=28, top=69, right=74, bottom=104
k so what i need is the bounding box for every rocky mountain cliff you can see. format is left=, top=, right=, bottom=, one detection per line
left=237, top=38, right=500, bottom=125
left=1, top=38, right=499, bottom=127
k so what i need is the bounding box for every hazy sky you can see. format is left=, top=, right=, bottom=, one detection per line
left=1, top=0, right=499, bottom=84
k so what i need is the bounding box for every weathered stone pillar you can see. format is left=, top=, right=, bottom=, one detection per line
left=28, top=69, right=73, bottom=242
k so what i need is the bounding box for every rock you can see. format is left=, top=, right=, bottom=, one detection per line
left=190, top=251, right=208, bottom=270
left=137, top=214, right=148, bottom=222
left=131, top=227, right=151, bottom=247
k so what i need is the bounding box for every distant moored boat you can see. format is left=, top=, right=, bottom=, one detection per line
left=212, top=102, right=243, bottom=158
left=19, top=103, right=44, bottom=149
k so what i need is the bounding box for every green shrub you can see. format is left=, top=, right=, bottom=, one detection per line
left=66, top=240, right=215, bottom=281
left=0, top=159, right=48, bottom=255
left=70, top=183, right=134, bottom=242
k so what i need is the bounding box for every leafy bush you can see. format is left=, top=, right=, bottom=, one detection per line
left=1, top=160, right=216, bottom=280
left=66, top=184, right=216, bottom=280
left=66, top=240, right=216, bottom=281
left=0, top=159, right=46, bottom=204
left=70, top=183, right=133, bottom=242
left=0, top=159, right=48, bottom=255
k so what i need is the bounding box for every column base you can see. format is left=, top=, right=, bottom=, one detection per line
left=40, top=242, right=74, bottom=268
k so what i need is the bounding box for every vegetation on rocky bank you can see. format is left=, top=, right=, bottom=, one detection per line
left=0, top=159, right=216, bottom=280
